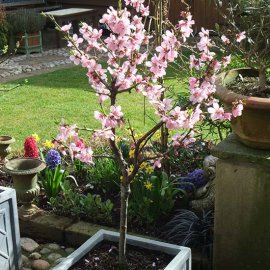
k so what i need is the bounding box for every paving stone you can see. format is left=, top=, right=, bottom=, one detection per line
left=21, top=238, right=39, bottom=253
left=32, top=259, right=50, bottom=270
left=22, top=254, right=31, bottom=267
left=19, top=213, right=74, bottom=243
left=30, top=252, right=42, bottom=259
left=47, top=253, right=62, bottom=262
left=40, top=248, right=51, bottom=255
left=47, top=243, right=61, bottom=250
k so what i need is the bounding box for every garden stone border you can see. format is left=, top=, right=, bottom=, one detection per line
left=19, top=212, right=205, bottom=268
left=51, top=229, right=192, bottom=270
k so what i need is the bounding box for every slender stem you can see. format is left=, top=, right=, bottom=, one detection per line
left=118, top=182, right=131, bottom=269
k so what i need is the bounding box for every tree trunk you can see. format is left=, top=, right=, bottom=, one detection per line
left=118, top=182, right=131, bottom=269
left=259, top=65, right=267, bottom=92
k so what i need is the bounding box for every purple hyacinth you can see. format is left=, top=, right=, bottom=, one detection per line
left=178, top=169, right=206, bottom=193
left=45, top=149, right=61, bottom=170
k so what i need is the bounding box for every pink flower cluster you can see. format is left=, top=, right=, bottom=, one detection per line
left=94, top=105, right=124, bottom=129
left=56, top=125, right=93, bottom=164
left=61, top=0, right=244, bottom=154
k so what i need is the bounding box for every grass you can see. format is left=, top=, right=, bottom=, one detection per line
left=0, top=66, right=166, bottom=150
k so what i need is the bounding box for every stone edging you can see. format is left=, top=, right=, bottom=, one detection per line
left=19, top=212, right=116, bottom=248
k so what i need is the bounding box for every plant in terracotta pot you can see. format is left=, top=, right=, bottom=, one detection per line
left=214, top=0, right=270, bottom=149
left=7, top=9, right=46, bottom=54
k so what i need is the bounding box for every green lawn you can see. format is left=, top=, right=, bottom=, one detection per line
left=0, top=67, right=166, bottom=150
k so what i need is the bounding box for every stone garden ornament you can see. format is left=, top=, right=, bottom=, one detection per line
left=190, top=155, right=218, bottom=211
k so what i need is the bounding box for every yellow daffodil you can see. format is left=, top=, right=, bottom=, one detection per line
left=44, top=140, right=55, bottom=149
left=128, top=165, right=134, bottom=175
left=129, top=149, right=135, bottom=158
left=32, top=133, right=40, bottom=142
left=144, top=181, right=153, bottom=190
left=145, top=166, right=154, bottom=174
left=120, top=176, right=123, bottom=182
left=140, top=162, right=148, bottom=170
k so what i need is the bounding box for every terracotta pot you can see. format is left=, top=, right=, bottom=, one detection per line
left=215, top=68, right=270, bottom=150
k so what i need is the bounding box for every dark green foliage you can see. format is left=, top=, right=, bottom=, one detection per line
left=7, top=9, right=46, bottom=34
left=50, top=180, right=114, bottom=224
left=40, top=165, right=71, bottom=199
left=163, top=209, right=214, bottom=267
left=170, top=140, right=211, bottom=176
left=0, top=6, right=8, bottom=53
left=129, top=171, right=179, bottom=225
left=87, top=158, right=121, bottom=193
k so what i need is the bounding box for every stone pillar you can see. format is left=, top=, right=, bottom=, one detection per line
left=212, top=134, right=270, bottom=270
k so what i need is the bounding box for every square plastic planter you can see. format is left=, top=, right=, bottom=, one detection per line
left=0, top=187, right=21, bottom=270
left=52, top=229, right=191, bottom=270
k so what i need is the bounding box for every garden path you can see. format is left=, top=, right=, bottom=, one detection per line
left=0, top=48, right=73, bottom=83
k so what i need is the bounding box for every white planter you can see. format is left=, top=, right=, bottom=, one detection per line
left=52, top=229, right=191, bottom=270
left=0, top=187, right=21, bottom=270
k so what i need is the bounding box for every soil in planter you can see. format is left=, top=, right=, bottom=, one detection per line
left=227, top=76, right=270, bottom=98
left=71, top=241, right=173, bottom=270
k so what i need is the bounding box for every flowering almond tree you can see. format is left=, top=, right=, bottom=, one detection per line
left=55, top=0, right=243, bottom=267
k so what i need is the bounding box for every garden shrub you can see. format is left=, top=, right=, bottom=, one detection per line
left=163, top=209, right=214, bottom=268
left=50, top=180, right=114, bottom=224
left=129, top=171, right=179, bottom=225
left=87, top=157, right=121, bottom=193
left=170, top=140, right=211, bottom=176
left=0, top=6, right=8, bottom=54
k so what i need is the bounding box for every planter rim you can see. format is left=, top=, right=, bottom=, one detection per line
left=52, top=229, right=191, bottom=270
left=2, top=157, right=46, bottom=175
left=0, top=135, right=15, bottom=145
left=216, top=68, right=270, bottom=110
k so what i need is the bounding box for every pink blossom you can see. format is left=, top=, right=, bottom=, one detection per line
left=222, top=55, right=231, bottom=67
left=232, top=102, right=243, bottom=117
left=61, top=23, right=72, bottom=32
left=176, top=12, right=194, bottom=41
left=146, top=55, right=167, bottom=78
left=236, top=31, right=246, bottom=42
left=153, top=158, right=162, bottom=169
left=75, top=147, right=93, bottom=164
left=208, top=102, right=228, bottom=121
left=92, top=129, right=115, bottom=141
left=56, top=125, right=79, bottom=143
left=221, top=35, right=230, bottom=44
left=189, top=55, right=202, bottom=70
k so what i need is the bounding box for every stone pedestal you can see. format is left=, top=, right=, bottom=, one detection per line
left=212, top=134, right=270, bottom=270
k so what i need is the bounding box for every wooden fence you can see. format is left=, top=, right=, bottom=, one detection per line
left=47, top=0, right=224, bottom=31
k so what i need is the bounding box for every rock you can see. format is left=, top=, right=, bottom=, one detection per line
left=22, top=254, right=30, bottom=267
left=30, top=252, right=42, bottom=260
left=47, top=243, right=61, bottom=250
left=40, top=248, right=51, bottom=255
left=47, top=253, right=62, bottom=262
left=32, top=259, right=50, bottom=270
left=21, top=238, right=39, bottom=253
left=65, top=247, right=75, bottom=254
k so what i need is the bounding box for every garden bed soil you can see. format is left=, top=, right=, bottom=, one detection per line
left=227, top=76, right=270, bottom=98
left=70, top=241, right=173, bottom=270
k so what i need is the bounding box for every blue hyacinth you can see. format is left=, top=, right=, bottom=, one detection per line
left=45, top=149, right=61, bottom=170
left=178, top=169, right=206, bottom=193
